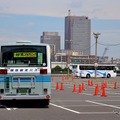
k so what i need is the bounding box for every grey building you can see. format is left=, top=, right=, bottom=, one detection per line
left=65, top=16, right=91, bottom=55
left=40, top=32, right=61, bottom=53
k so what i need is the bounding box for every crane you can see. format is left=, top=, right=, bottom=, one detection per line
left=102, top=47, right=108, bottom=63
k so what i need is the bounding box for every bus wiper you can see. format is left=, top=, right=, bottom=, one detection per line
left=29, top=63, right=42, bottom=66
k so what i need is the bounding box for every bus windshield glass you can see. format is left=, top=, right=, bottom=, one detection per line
left=1, top=45, right=47, bottom=67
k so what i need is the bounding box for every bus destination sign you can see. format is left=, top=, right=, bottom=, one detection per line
left=14, top=52, right=36, bottom=58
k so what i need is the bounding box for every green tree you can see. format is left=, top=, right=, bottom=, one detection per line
left=51, top=66, right=62, bottom=74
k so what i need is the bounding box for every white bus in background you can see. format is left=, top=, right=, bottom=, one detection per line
left=70, top=64, right=117, bottom=78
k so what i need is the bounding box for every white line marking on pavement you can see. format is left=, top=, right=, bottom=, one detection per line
left=6, top=108, right=11, bottom=111
left=95, top=100, right=120, bottom=102
left=108, top=92, right=120, bottom=95
left=50, top=103, right=113, bottom=114
left=78, top=112, right=113, bottom=114
left=63, top=105, right=102, bottom=107
left=50, top=103, right=80, bottom=114
left=86, top=100, right=120, bottom=109
left=5, top=107, right=18, bottom=111
left=51, top=100, right=84, bottom=102
left=82, top=93, right=93, bottom=96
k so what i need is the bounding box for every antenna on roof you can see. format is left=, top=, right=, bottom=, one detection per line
left=68, top=9, right=71, bottom=16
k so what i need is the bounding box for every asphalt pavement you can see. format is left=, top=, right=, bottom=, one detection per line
left=0, top=76, right=120, bottom=120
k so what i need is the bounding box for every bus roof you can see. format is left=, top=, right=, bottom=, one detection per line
left=0, top=41, right=50, bottom=47
left=70, top=63, right=116, bottom=66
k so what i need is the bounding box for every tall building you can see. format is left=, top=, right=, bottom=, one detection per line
left=40, top=32, right=61, bottom=61
left=40, top=32, right=60, bottom=53
left=65, top=15, right=91, bottom=55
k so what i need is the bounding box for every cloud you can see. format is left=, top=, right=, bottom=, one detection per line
left=0, top=0, right=120, bottom=19
left=24, top=22, right=35, bottom=28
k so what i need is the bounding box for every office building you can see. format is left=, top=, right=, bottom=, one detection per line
left=40, top=32, right=61, bottom=53
left=65, top=16, right=91, bottom=55
left=40, top=32, right=61, bottom=61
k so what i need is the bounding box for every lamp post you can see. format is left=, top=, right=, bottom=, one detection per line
left=67, top=40, right=71, bottom=76
left=93, top=32, right=101, bottom=78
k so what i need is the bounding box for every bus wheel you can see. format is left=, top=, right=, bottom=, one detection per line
left=107, top=74, right=111, bottom=78
left=86, top=74, right=90, bottom=78
left=43, top=99, right=50, bottom=108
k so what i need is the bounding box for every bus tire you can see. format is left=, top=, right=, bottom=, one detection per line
left=86, top=74, right=90, bottom=78
left=107, top=74, right=111, bottom=78
left=44, top=99, right=50, bottom=107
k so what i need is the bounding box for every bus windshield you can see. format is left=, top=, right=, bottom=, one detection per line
left=1, top=45, right=47, bottom=67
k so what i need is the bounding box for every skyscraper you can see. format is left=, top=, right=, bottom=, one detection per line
left=40, top=32, right=61, bottom=61
left=40, top=32, right=60, bottom=53
left=65, top=15, right=91, bottom=55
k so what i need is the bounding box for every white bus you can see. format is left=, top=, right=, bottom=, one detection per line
left=70, top=64, right=117, bottom=78
left=0, top=41, right=51, bottom=107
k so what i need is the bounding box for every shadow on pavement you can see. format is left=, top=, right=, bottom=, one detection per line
left=0, top=100, right=49, bottom=108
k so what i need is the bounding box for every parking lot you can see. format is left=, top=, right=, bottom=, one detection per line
left=0, top=76, right=120, bottom=120
left=51, top=76, right=120, bottom=120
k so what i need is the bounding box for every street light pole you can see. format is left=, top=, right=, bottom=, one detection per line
left=67, top=9, right=71, bottom=77
left=93, top=32, right=101, bottom=78
left=67, top=40, right=71, bottom=76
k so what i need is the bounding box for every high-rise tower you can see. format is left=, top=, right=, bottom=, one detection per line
left=40, top=32, right=60, bottom=53
left=40, top=32, right=60, bottom=61
left=65, top=13, right=91, bottom=55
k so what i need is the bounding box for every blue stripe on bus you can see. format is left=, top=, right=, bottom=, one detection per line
left=86, top=71, right=94, bottom=74
left=83, top=70, right=106, bottom=76
left=97, top=70, right=106, bottom=76
left=0, top=75, right=51, bottom=82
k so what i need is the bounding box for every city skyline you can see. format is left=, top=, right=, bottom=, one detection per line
left=0, top=0, right=120, bottom=59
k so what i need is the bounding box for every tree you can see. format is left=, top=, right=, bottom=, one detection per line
left=51, top=66, right=62, bottom=74
left=51, top=66, right=71, bottom=74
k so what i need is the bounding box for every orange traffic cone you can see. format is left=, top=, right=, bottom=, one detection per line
left=104, top=82, right=107, bottom=88
left=60, top=83, right=64, bottom=90
left=114, top=82, right=117, bottom=89
left=82, top=82, right=85, bottom=90
left=72, top=84, right=77, bottom=92
left=88, top=80, right=90, bottom=86
left=78, top=84, right=82, bottom=93
left=88, top=80, right=93, bottom=86
left=101, top=83, right=105, bottom=90
left=90, top=81, right=93, bottom=86
left=101, top=87, right=107, bottom=97
left=72, top=76, right=75, bottom=81
left=62, top=76, right=64, bottom=81
left=94, top=84, right=99, bottom=96
left=55, top=82, right=59, bottom=90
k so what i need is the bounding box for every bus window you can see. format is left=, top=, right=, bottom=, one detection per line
left=80, top=66, right=85, bottom=70
left=72, top=65, right=77, bottom=69
left=1, top=46, right=47, bottom=67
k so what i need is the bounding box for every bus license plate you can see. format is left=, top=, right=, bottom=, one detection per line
left=18, top=88, right=27, bottom=93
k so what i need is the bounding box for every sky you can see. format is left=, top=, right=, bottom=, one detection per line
left=0, top=0, right=120, bottom=59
